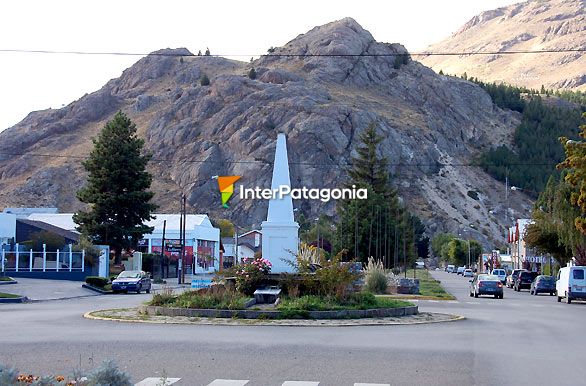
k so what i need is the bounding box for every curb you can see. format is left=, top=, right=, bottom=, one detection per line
left=142, top=304, right=419, bottom=320
left=0, top=280, right=18, bottom=285
left=0, top=296, right=28, bottom=303
left=84, top=309, right=465, bottom=327
left=82, top=283, right=113, bottom=294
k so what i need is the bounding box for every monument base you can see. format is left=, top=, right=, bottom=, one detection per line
left=261, top=221, right=299, bottom=273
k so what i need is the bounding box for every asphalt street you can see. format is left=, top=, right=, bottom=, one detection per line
left=1, top=272, right=585, bottom=386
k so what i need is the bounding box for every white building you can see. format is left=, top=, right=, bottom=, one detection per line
left=2, top=211, right=221, bottom=271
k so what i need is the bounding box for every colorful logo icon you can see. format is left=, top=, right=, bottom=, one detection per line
left=217, top=176, right=241, bottom=208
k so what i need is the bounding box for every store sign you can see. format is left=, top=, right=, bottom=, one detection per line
left=523, top=256, right=555, bottom=264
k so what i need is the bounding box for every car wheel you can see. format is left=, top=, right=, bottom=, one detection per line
left=550, top=292, right=554, bottom=296
left=469, top=291, right=473, bottom=297
left=557, top=295, right=562, bottom=302
left=136, top=285, right=142, bottom=294
left=500, top=294, right=504, bottom=299
left=494, top=294, right=498, bottom=299
left=146, top=288, right=151, bottom=294
left=530, top=290, right=533, bottom=295
left=474, top=291, right=479, bottom=298
left=565, top=292, right=572, bottom=304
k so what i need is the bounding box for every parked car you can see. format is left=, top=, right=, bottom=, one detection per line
left=556, top=266, right=586, bottom=304
left=469, top=274, right=504, bottom=298
left=463, top=269, right=473, bottom=277
left=491, top=268, right=507, bottom=284
left=506, top=269, right=527, bottom=288
left=457, top=266, right=466, bottom=275
left=530, top=275, right=556, bottom=296
left=111, top=270, right=152, bottom=294
left=446, top=264, right=456, bottom=273
left=514, top=271, right=538, bottom=292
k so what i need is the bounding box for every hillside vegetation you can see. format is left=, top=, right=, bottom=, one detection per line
left=472, top=79, right=585, bottom=196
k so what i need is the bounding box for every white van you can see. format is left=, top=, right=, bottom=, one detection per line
left=556, top=266, right=586, bottom=304
left=446, top=264, right=456, bottom=273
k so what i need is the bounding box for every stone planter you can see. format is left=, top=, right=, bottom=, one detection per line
left=141, top=305, right=418, bottom=320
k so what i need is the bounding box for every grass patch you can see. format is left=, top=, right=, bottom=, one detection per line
left=403, top=270, right=455, bottom=300
left=0, top=276, right=14, bottom=281
left=149, top=290, right=249, bottom=310
left=278, top=292, right=413, bottom=312
left=0, top=292, right=20, bottom=298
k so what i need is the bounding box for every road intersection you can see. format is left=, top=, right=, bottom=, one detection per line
left=1, top=271, right=584, bottom=385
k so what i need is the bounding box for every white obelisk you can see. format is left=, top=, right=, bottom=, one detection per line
left=261, top=133, right=299, bottom=273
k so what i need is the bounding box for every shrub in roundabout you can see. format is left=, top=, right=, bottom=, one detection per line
left=234, top=256, right=272, bottom=295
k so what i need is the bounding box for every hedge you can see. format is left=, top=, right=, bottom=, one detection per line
left=85, top=276, right=109, bottom=288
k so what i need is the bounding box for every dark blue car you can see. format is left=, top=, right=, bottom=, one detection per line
left=530, top=275, right=556, bottom=296
left=111, top=270, right=152, bottom=294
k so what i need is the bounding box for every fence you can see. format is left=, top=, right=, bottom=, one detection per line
left=1, top=244, right=85, bottom=273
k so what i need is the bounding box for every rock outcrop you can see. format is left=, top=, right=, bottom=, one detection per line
left=421, top=0, right=586, bottom=91
left=0, top=18, right=533, bottom=248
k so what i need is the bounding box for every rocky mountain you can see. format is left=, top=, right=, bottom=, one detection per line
left=421, top=0, right=586, bottom=91
left=0, top=18, right=533, bottom=248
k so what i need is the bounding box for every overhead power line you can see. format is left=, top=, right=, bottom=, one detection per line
left=0, top=48, right=584, bottom=57
left=0, top=151, right=562, bottom=168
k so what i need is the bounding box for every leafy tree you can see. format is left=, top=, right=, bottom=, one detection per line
left=73, top=111, right=156, bottom=263
left=215, top=219, right=235, bottom=237
left=197, top=50, right=202, bottom=56
left=431, top=233, right=454, bottom=258
left=204, top=47, right=210, bottom=56
left=200, top=74, right=210, bottom=86
left=446, top=238, right=468, bottom=266
left=558, top=113, right=586, bottom=235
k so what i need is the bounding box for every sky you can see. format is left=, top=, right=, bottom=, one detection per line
left=0, top=0, right=520, bottom=132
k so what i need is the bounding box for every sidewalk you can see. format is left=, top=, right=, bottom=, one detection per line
left=3, top=277, right=98, bottom=301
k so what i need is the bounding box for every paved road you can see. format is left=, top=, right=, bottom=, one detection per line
left=1, top=272, right=585, bottom=385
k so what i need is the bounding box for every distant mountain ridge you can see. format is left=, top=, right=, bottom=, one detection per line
left=421, top=0, right=586, bottom=91
left=0, top=18, right=533, bottom=248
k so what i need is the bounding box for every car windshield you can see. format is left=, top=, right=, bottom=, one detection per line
left=480, top=275, right=499, bottom=281
left=118, top=271, right=141, bottom=279
left=538, top=276, right=555, bottom=283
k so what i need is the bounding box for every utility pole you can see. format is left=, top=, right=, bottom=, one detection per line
left=182, top=194, right=187, bottom=284
left=160, top=220, right=167, bottom=279
left=178, top=194, right=186, bottom=284
left=468, top=240, right=471, bottom=268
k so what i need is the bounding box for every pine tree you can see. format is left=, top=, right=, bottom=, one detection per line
left=248, top=67, right=257, bottom=80
left=200, top=74, right=210, bottom=86
left=73, top=111, right=157, bottom=262
left=334, top=122, right=421, bottom=267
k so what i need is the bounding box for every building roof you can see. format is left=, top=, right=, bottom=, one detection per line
left=17, top=219, right=80, bottom=242
left=26, top=213, right=78, bottom=231
left=147, top=214, right=212, bottom=231
left=25, top=213, right=213, bottom=233
left=239, top=229, right=262, bottom=238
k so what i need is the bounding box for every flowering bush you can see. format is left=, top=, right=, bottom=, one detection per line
left=235, top=256, right=272, bottom=295
left=0, top=360, right=131, bottom=386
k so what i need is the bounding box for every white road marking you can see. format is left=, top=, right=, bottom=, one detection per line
left=281, top=382, right=320, bottom=386
left=354, top=383, right=391, bottom=386
left=206, top=380, right=249, bottom=386
left=135, top=378, right=181, bottom=386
